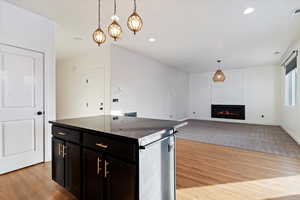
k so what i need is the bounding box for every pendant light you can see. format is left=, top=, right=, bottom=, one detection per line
left=127, top=0, right=143, bottom=35
left=213, top=60, right=226, bottom=82
left=108, top=0, right=123, bottom=41
left=93, top=0, right=106, bottom=46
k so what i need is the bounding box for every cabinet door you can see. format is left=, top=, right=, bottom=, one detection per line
left=65, top=142, right=81, bottom=199
left=82, top=148, right=105, bottom=200
left=52, top=138, right=65, bottom=187
left=105, top=156, right=136, bottom=200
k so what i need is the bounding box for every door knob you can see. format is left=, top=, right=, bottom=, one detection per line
left=37, top=111, right=43, bottom=115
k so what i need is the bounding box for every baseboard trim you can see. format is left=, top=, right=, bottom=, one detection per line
left=188, top=117, right=279, bottom=126
left=280, top=125, right=300, bottom=145
left=178, top=117, right=190, bottom=122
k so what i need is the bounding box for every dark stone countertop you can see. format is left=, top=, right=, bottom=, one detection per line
left=49, top=115, right=187, bottom=146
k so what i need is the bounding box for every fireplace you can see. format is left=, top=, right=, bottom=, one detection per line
left=211, top=105, right=245, bottom=120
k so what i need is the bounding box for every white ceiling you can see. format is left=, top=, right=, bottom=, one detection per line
left=6, top=0, right=300, bottom=72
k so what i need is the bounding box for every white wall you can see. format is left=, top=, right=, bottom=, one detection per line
left=189, top=65, right=281, bottom=125
left=280, top=40, right=300, bottom=144
left=57, top=44, right=189, bottom=122
left=56, top=46, right=111, bottom=119
left=111, top=45, right=189, bottom=121
left=0, top=1, right=56, bottom=161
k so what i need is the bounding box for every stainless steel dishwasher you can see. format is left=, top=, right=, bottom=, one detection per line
left=139, top=130, right=176, bottom=200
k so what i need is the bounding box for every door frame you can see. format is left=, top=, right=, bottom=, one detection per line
left=0, top=42, right=52, bottom=164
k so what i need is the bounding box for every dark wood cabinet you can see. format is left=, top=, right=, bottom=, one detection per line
left=52, top=138, right=65, bottom=187
left=52, top=127, right=137, bottom=200
left=52, top=137, right=81, bottom=199
left=83, top=133, right=137, bottom=162
left=82, top=148, right=136, bottom=200
left=65, top=142, right=81, bottom=198
left=82, top=148, right=105, bottom=200
left=105, top=156, right=136, bottom=200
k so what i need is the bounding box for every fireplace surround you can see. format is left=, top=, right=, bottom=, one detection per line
left=211, top=105, right=245, bottom=120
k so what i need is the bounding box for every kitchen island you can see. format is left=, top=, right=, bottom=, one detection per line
left=49, top=115, right=187, bottom=200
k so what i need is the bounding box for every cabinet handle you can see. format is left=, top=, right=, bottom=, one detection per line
left=57, top=132, right=66, bottom=136
left=62, top=145, right=66, bottom=158
left=96, top=143, right=108, bottom=149
left=97, top=157, right=102, bottom=175
left=104, top=160, right=109, bottom=178
left=58, top=144, right=61, bottom=156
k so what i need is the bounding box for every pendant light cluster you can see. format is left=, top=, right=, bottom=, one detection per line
left=213, top=60, right=226, bottom=82
left=93, top=0, right=143, bottom=46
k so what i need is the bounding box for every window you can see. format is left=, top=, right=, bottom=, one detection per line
left=285, top=69, right=297, bottom=106
left=285, top=56, right=297, bottom=106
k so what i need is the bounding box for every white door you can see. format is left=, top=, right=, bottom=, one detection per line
left=0, top=44, right=44, bottom=174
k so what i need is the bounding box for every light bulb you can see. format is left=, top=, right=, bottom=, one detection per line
left=213, top=70, right=226, bottom=82
left=127, top=12, right=143, bottom=34
left=93, top=28, right=106, bottom=46
left=108, top=21, right=122, bottom=41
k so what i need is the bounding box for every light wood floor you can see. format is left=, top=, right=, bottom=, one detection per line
left=176, top=139, right=300, bottom=200
left=176, top=139, right=300, bottom=189
left=1, top=139, right=300, bottom=200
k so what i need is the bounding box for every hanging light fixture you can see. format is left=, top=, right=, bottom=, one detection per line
left=93, top=0, right=106, bottom=46
left=127, top=0, right=143, bottom=35
left=108, top=0, right=122, bottom=41
left=213, top=60, right=226, bottom=82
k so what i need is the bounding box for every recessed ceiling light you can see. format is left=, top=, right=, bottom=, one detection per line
left=243, top=7, right=255, bottom=15
left=148, top=38, right=156, bottom=42
left=274, top=51, right=281, bottom=55
left=73, top=37, right=84, bottom=41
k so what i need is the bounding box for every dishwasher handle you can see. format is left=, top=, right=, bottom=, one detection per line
left=139, top=131, right=177, bottom=150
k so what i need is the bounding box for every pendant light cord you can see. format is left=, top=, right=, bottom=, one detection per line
left=114, top=0, right=117, bottom=15
left=134, top=0, right=137, bottom=12
left=98, top=0, right=101, bottom=28
left=217, top=60, right=221, bottom=70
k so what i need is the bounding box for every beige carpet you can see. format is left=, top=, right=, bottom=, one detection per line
left=177, top=120, right=300, bottom=158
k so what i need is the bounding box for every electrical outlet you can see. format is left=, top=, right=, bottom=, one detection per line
left=113, top=116, right=119, bottom=120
